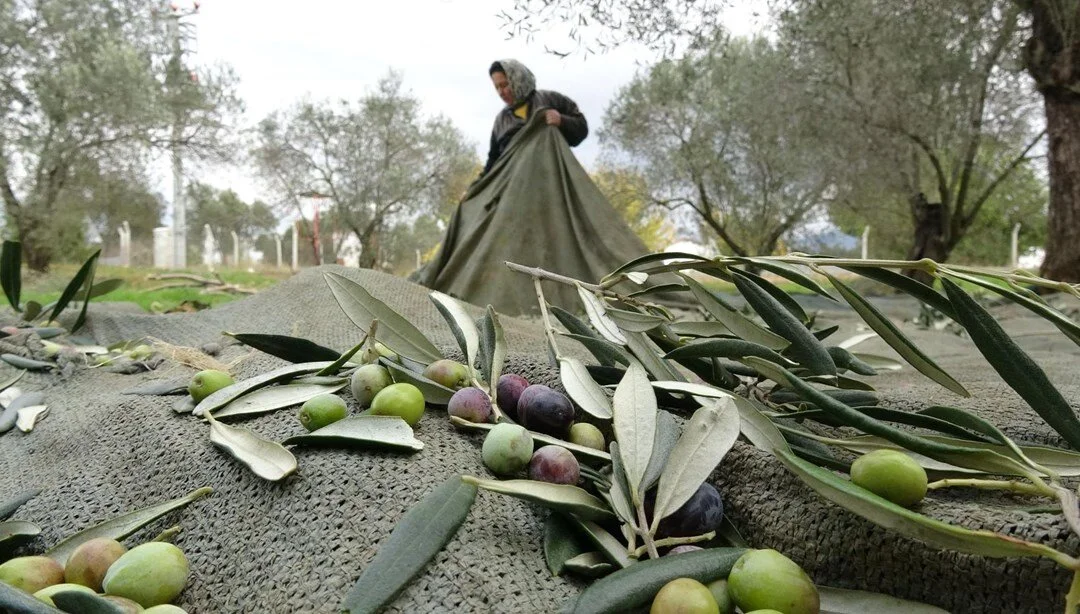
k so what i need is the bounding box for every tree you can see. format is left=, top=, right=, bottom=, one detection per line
left=66, top=159, right=165, bottom=258
left=0, top=0, right=241, bottom=271
left=777, top=0, right=1045, bottom=282
left=592, top=168, right=675, bottom=251
left=601, top=37, right=839, bottom=258
left=186, top=182, right=277, bottom=266
left=249, top=72, right=477, bottom=270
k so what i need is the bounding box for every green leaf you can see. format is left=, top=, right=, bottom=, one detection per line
left=942, top=278, right=1080, bottom=451
left=683, top=276, right=789, bottom=350
left=430, top=292, right=480, bottom=375
left=0, top=354, right=53, bottom=371
left=559, top=333, right=632, bottom=367
left=342, top=476, right=476, bottom=614
left=576, top=284, right=627, bottom=344
left=225, top=332, right=340, bottom=362
left=918, top=405, right=1055, bottom=475
left=563, top=552, right=615, bottom=578
left=87, top=278, right=124, bottom=299
left=478, top=305, right=505, bottom=399
left=46, top=487, right=213, bottom=565
left=851, top=352, right=903, bottom=371
left=743, top=357, right=1038, bottom=479
left=449, top=416, right=611, bottom=464
left=1, top=241, right=21, bottom=312
left=544, top=513, right=589, bottom=576
left=283, top=415, right=424, bottom=452
left=664, top=338, right=793, bottom=365
left=613, top=363, right=657, bottom=499
left=732, top=270, right=834, bottom=375
left=462, top=476, right=615, bottom=522
left=802, top=374, right=877, bottom=392
left=568, top=548, right=747, bottom=614
left=607, top=442, right=639, bottom=529
left=667, top=321, right=733, bottom=338
left=0, top=489, right=38, bottom=520
left=628, top=282, right=690, bottom=298
left=192, top=362, right=335, bottom=416
left=568, top=516, right=634, bottom=569
left=946, top=270, right=1080, bottom=348
left=626, top=331, right=685, bottom=382
left=48, top=249, right=99, bottom=327
left=818, top=586, right=948, bottom=613
left=606, top=308, right=668, bottom=333
left=736, top=397, right=1072, bottom=563
left=651, top=399, right=740, bottom=529
left=382, top=358, right=455, bottom=405
left=640, top=410, right=681, bottom=494
left=839, top=265, right=957, bottom=320
left=324, top=272, right=442, bottom=363
left=50, top=590, right=126, bottom=614
left=0, top=369, right=24, bottom=397
left=314, top=340, right=366, bottom=376
left=651, top=380, right=735, bottom=400
left=0, top=520, right=40, bottom=550
left=211, top=382, right=347, bottom=419
left=550, top=305, right=601, bottom=339
left=825, top=272, right=967, bottom=395
left=0, top=581, right=67, bottom=614
left=732, top=257, right=839, bottom=300
left=205, top=412, right=297, bottom=481
left=735, top=268, right=809, bottom=323
left=606, top=251, right=712, bottom=279
left=559, top=357, right=613, bottom=420
left=827, top=346, right=878, bottom=376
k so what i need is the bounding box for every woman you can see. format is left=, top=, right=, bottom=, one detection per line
left=481, top=59, right=589, bottom=177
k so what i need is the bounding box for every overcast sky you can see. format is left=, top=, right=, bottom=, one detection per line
left=162, top=0, right=767, bottom=210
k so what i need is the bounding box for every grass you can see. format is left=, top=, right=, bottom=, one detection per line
left=5, top=264, right=292, bottom=313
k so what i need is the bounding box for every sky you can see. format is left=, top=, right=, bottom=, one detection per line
left=158, top=0, right=768, bottom=213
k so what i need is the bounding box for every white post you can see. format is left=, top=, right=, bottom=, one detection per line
left=275, top=235, right=283, bottom=269
left=231, top=230, right=240, bottom=267
left=291, top=222, right=299, bottom=271
left=122, top=221, right=131, bottom=267
left=416, top=249, right=421, bottom=270
left=861, top=225, right=870, bottom=260
left=1011, top=223, right=1022, bottom=268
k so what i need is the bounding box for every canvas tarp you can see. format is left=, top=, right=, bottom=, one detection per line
left=416, top=110, right=658, bottom=316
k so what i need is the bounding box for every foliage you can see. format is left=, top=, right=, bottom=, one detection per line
left=592, top=168, right=676, bottom=252
left=0, top=0, right=241, bottom=271
left=248, top=71, right=477, bottom=270
left=602, top=36, right=838, bottom=257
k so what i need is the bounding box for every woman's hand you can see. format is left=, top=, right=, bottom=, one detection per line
left=544, top=109, right=562, bottom=126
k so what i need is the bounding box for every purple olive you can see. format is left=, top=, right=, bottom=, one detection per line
left=496, top=374, right=530, bottom=417
left=528, top=445, right=580, bottom=485
left=656, top=483, right=724, bottom=538
left=516, top=384, right=575, bottom=437
left=447, top=387, right=493, bottom=423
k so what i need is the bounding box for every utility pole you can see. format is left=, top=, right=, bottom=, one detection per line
left=164, top=1, right=200, bottom=269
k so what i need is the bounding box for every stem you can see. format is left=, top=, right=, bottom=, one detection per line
left=510, top=261, right=654, bottom=308
left=634, top=502, right=660, bottom=560
left=532, top=276, right=563, bottom=361
left=1066, top=568, right=1080, bottom=614
left=631, top=531, right=717, bottom=558
left=927, top=478, right=1053, bottom=497
left=365, top=319, right=379, bottom=351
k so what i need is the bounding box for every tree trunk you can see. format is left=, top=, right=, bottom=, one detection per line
left=903, top=193, right=949, bottom=286
left=1039, top=91, right=1080, bottom=282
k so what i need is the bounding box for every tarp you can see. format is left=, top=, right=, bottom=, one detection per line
left=416, top=110, right=658, bottom=316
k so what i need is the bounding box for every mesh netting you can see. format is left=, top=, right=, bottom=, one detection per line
left=1, top=265, right=1077, bottom=613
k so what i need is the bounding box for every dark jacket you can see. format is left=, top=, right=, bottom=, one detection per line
left=480, top=89, right=588, bottom=177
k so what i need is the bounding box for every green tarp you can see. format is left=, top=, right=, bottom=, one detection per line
left=416, top=110, right=656, bottom=316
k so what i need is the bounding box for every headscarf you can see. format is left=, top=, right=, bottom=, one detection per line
left=491, top=59, right=536, bottom=107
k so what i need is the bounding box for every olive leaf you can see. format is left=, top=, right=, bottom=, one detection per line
left=342, top=476, right=476, bottom=614
left=607, top=442, right=639, bottom=529
left=666, top=321, right=733, bottom=338
left=682, top=276, right=789, bottom=350
left=21, top=301, right=41, bottom=322
left=205, top=412, right=297, bottom=481
left=731, top=257, right=838, bottom=300
left=612, top=362, right=657, bottom=500
left=629, top=282, right=689, bottom=298
left=324, top=272, right=442, bottom=363
left=606, top=307, right=667, bottom=333
left=48, top=248, right=100, bottom=330
left=941, top=277, right=1080, bottom=452
left=211, top=381, right=348, bottom=420
left=448, top=416, right=611, bottom=464
left=604, top=251, right=711, bottom=280
left=46, top=486, right=213, bottom=565
left=568, top=548, right=747, bottom=614
left=1, top=240, right=21, bottom=311
left=50, top=590, right=127, bottom=614
left=283, top=415, right=424, bottom=452
left=559, top=332, right=633, bottom=367
left=225, top=332, right=340, bottom=362
left=818, top=586, right=948, bottom=613
left=824, top=272, right=967, bottom=396
left=566, top=516, right=634, bottom=569
left=735, top=268, right=809, bottom=323
left=576, top=283, right=627, bottom=344
left=651, top=398, right=740, bottom=529
left=478, top=305, right=506, bottom=399
left=0, top=489, right=38, bottom=521
left=664, top=338, right=795, bottom=365
left=0, top=581, right=60, bottom=614
left=430, top=291, right=480, bottom=375
left=15, top=404, right=47, bottom=432
left=87, top=278, right=124, bottom=299
left=1, top=354, right=53, bottom=371
left=314, top=340, right=367, bottom=376
left=544, top=513, right=589, bottom=576
left=945, top=270, right=1080, bottom=347
left=732, top=270, right=834, bottom=375
left=640, top=410, right=681, bottom=494
left=625, top=331, right=685, bottom=382
left=192, top=361, right=334, bottom=416
left=563, top=552, right=615, bottom=578
left=462, top=476, right=615, bottom=522
left=560, top=357, right=613, bottom=420
left=121, top=379, right=189, bottom=396
left=0, top=520, right=41, bottom=550
left=381, top=358, right=455, bottom=405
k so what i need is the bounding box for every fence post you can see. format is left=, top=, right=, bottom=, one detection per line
left=861, top=226, right=870, bottom=259
left=1010, top=223, right=1022, bottom=268
left=231, top=231, right=240, bottom=267
left=275, top=235, right=283, bottom=269
left=292, top=222, right=299, bottom=271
